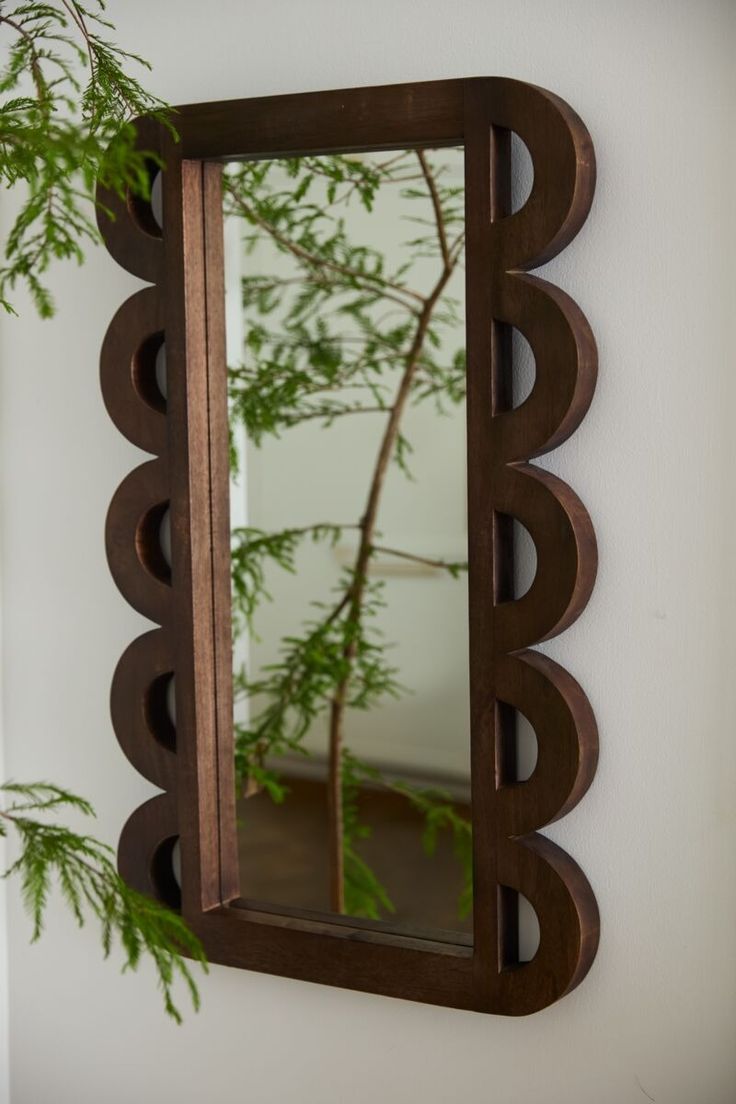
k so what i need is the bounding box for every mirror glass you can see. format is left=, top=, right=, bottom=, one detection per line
left=222, top=147, right=471, bottom=936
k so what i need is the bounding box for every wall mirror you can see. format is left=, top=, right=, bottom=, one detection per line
left=99, top=77, right=599, bottom=1015
left=225, top=145, right=473, bottom=934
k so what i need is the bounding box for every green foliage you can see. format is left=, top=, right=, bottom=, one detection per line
left=225, top=151, right=466, bottom=459
left=0, top=782, right=206, bottom=1022
left=0, top=1, right=172, bottom=316
left=234, top=568, right=402, bottom=797
left=341, top=750, right=393, bottom=920
left=0, top=0, right=207, bottom=1024
left=226, top=146, right=472, bottom=920
left=338, top=752, right=473, bottom=922
left=230, top=522, right=345, bottom=635
left=392, top=782, right=473, bottom=920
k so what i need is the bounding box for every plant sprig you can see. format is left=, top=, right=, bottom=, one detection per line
left=234, top=569, right=403, bottom=798
left=339, top=753, right=473, bottom=922
left=341, top=749, right=394, bottom=920
left=0, top=1, right=172, bottom=316
left=0, top=781, right=206, bottom=1023
left=231, top=522, right=348, bottom=634
left=391, top=780, right=473, bottom=920
left=225, top=152, right=465, bottom=467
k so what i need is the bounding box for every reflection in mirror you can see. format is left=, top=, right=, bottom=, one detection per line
left=223, top=147, right=473, bottom=935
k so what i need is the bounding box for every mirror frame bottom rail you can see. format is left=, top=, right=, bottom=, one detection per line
left=98, top=76, right=599, bottom=1015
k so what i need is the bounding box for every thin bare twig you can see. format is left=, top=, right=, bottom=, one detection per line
left=325, top=148, right=461, bottom=912
left=370, top=545, right=467, bottom=573
left=0, top=13, right=48, bottom=101
left=417, top=149, right=450, bottom=267
left=60, top=0, right=95, bottom=81
left=225, top=184, right=425, bottom=312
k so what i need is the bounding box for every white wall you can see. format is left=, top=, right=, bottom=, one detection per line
left=1, top=1, right=734, bottom=1101
left=0, top=566, right=8, bottom=1102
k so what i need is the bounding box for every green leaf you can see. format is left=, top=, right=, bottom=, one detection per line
left=0, top=780, right=206, bottom=1022
left=392, top=782, right=473, bottom=919
left=0, top=0, right=174, bottom=316
left=341, top=750, right=394, bottom=919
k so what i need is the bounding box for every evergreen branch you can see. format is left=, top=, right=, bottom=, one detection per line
left=0, top=12, right=49, bottom=101
left=227, top=146, right=468, bottom=914
left=341, top=750, right=394, bottom=919
left=391, top=781, right=473, bottom=919
left=325, top=149, right=462, bottom=910
left=370, top=545, right=468, bottom=576
left=290, top=150, right=417, bottom=209
left=224, top=182, right=424, bottom=312
left=339, top=752, right=473, bottom=921
left=417, top=149, right=450, bottom=267
left=229, top=520, right=466, bottom=644
left=0, top=1, right=173, bottom=315
left=278, top=401, right=392, bottom=425
left=449, top=230, right=466, bottom=263
left=0, top=781, right=207, bottom=1022
left=233, top=571, right=402, bottom=799
left=59, top=0, right=96, bottom=82
left=230, top=522, right=353, bottom=633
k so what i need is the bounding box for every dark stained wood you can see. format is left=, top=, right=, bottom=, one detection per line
left=99, top=287, right=166, bottom=455
left=201, top=163, right=241, bottom=907
left=98, top=121, right=180, bottom=910
left=173, top=79, right=465, bottom=161
left=110, top=628, right=176, bottom=789
left=118, top=791, right=180, bottom=908
left=464, top=78, right=598, bottom=1014
left=95, top=115, right=163, bottom=284
left=465, top=77, right=600, bottom=1011
left=98, top=76, right=599, bottom=1015
left=163, top=152, right=240, bottom=913
left=105, top=457, right=171, bottom=623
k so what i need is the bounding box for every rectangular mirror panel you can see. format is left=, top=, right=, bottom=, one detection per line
left=223, top=147, right=471, bottom=935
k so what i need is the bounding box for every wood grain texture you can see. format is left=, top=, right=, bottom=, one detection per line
left=98, top=120, right=177, bottom=907
left=464, top=78, right=598, bottom=1014
left=98, top=76, right=599, bottom=1014
left=173, top=79, right=465, bottom=161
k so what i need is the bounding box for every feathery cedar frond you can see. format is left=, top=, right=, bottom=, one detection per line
left=0, top=781, right=206, bottom=1023
left=0, top=1, right=173, bottom=316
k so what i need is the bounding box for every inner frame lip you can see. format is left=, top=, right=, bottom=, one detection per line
left=230, top=897, right=474, bottom=954
left=204, top=138, right=465, bottom=163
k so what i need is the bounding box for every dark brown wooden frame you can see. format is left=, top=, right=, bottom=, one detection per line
left=98, top=77, right=599, bottom=1015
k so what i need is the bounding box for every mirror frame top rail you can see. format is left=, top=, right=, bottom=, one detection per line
left=97, top=76, right=599, bottom=1015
